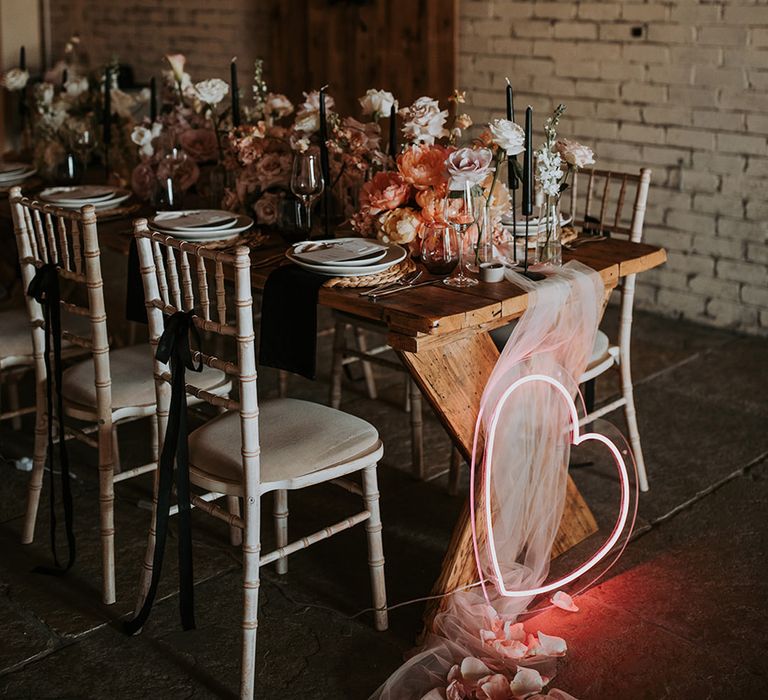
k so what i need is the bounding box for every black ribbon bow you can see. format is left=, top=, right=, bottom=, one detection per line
left=27, top=263, right=76, bottom=574
left=124, top=311, right=202, bottom=635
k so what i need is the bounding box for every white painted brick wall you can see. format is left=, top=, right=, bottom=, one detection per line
left=460, top=0, right=768, bottom=335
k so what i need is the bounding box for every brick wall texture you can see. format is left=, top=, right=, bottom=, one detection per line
left=48, top=0, right=768, bottom=335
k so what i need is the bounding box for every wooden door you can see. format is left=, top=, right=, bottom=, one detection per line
left=267, top=0, right=457, bottom=116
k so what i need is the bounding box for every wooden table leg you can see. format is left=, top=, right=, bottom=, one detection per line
left=399, top=331, right=598, bottom=633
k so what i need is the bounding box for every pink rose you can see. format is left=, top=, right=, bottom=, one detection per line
left=446, top=147, right=494, bottom=190
left=359, top=171, right=411, bottom=215
left=253, top=191, right=282, bottom=226
left=178, top=128, right=219, bottom=163
left=255, top=152, right=291, bottom=191
left=131, top=162, right=156, bottom=201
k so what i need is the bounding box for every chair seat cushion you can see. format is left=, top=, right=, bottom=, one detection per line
left=188, top=398, right=380, bottom=491
left=0, top=308, right=90, bottom=363
left=587, top=330, right=611, bottom=368
left=62, top=344, right=228, bottom=410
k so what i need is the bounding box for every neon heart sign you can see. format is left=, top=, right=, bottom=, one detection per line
left=470, top=374, right=631, bottom=602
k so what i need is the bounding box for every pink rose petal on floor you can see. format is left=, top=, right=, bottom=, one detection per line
left=510, top=667, right=544, bottom=697
left=536, top=632, right=568, bottom=657
left=551, top=591, right=579, bottom=613
left=477, top=673, right=513, bottom=700
left=460, top=657, right=493, bottom=683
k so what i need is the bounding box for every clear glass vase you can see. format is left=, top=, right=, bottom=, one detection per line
left=536, top=196, right=562, bottom=266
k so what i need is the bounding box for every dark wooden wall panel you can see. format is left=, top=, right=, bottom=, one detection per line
left=268, top=0, right=457, bottom=116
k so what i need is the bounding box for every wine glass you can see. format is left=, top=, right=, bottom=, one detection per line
left=421, top=221, right=459, bottom=275
left=73, top=127, right=95, bottom=168
left=290, top=153, right=324, bottom=232
left=155, top=147, right=188, bottom=210
left=443, top=182, right=480, bottom=287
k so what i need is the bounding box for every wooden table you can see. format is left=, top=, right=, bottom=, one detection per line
left=35, top=209, right=667, bottom=631
left=249, top=234, right=666, bottom=628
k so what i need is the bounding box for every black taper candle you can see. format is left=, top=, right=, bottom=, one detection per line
left=506, top=79, right=519, bottom=192
left=61, top=68, right=68, bottom=92
left=150, top=76, right=157, bottom=122
left=318, top=85, right=331, bottom=239
left=388, top=103, right=397, bottom=160
left=103, top=68, right=112, bottom=175
left=522, top=106, right=533, bottom=217
left=19, top=46, right=26, bottom=71
left=230, top=58, right=240, bottom=128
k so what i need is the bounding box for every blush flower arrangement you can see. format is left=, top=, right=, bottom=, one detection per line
left=350, top=91, right=520, bottom=258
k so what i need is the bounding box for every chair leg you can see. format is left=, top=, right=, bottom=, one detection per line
left=22, top=388, right=48, bottom=545
left=408, top=379, right=424, bottom=479
left=448, top=446, right=462, bottom=496
left=277, top=371, right=288, bottom=398
left=111, top=424, right=122, bottom=474
left=354, top=328, right=378, bottom=400
left=619, top=359, right=649, bottom=492
left=150, top=414, right=159, bottom=463
left=228, top=496, right=243, bottom=547
left=240, top=494, right=261, bottom=700
left=98, top=423, right=117, bottom=605
left=329, top=320, right=346, bottom=409
left=8, top=379, right=22, bottom=430
left=273, top=489, right=288, bottom=575
left=362, top=465, right=388, bottom=631
left=135, top=463, right=159, bottom=614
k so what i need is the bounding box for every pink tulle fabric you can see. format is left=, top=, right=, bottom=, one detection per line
left=371, top=261, right=604, bottom=700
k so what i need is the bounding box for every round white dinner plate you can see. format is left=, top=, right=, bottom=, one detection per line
left=39, top=186, right=118, bottom=204
left=0, top=162, right=28, bottom=174
left=500, top=213, right=572, bottom=231
left=0, top=167, right=36, bottom=183
left=150, top=213, right=253, bottom=239
left=291, top=239, right=389, bottom=267
left=286, top=241, right=407, bottom=277
left=92, top=191, right=133, bottom=210
left=149, top=210, right=240, bottom=233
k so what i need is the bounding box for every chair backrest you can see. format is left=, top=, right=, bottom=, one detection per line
left=132, top=219, right=259, bottom=490
left=565, top=167, right=651, bottom=244
left=9, top=185, right=112, bottom=425
left=563, top=168, right=652, bottom=349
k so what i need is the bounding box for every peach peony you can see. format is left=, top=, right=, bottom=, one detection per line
left=359, top=171, right=411, bottom=215
left=376, top=207, right=423, bottom=245
left=415, top=188, right=447, bottom=223
left=397, top=144, right=451, bottom=190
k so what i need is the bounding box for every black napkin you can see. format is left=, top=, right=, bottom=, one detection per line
left=126, top=237, right=147, bottom=324
left=258, top=264, right=326, bottom=380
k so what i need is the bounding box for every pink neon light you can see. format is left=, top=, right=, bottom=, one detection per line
left=470, top=374, right=631, bottom=602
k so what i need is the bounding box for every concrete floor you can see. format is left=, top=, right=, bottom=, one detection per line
left=0, top=306, right=766, bottom=699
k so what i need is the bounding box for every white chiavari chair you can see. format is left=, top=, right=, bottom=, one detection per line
left=133, top=221, right=388, bottom=699
left=489, top=167, right=653, bottom=491
left=10, top=187, right=232, bottom=604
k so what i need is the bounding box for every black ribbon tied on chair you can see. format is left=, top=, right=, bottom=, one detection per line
left=27, top=263, right=76, bottom=574
left=124, top=311, right=202, bottom=635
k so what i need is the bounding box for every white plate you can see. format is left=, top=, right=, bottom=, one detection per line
left=292, top=238, right=389, bottom=267
left=151, top=213, right=253, bottom=239
left=286, top=242, right=407, bottom=277
left=500, top=213, right=572, bottom=231
left=0, top=162, right=30, bottom=176
left=39, top=186, right=118, bottom=204
left=0, top=167, right=36, bottom=183
left=150, top=210, right=240, bottom=233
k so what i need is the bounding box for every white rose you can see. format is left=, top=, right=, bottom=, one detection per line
left=1, top=67, right=29, bottom=91
left=294, top=90, right=334, bottom=134
left=399, top=96, right=448, bottom=146
left=359, top=89, right=396, bottom=118
left=131, top=122, right=162, bottom=157
left=35, top=82, right=54, bottom=107
left=194, top=78, right=229, bottom=106
left=264, top=92, right=294, bottom=119
left=489, top=118, right=525, bottom=156
left=556, top=138, right=595, bottom=169
left=64, top=76, right=89, bottom=98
